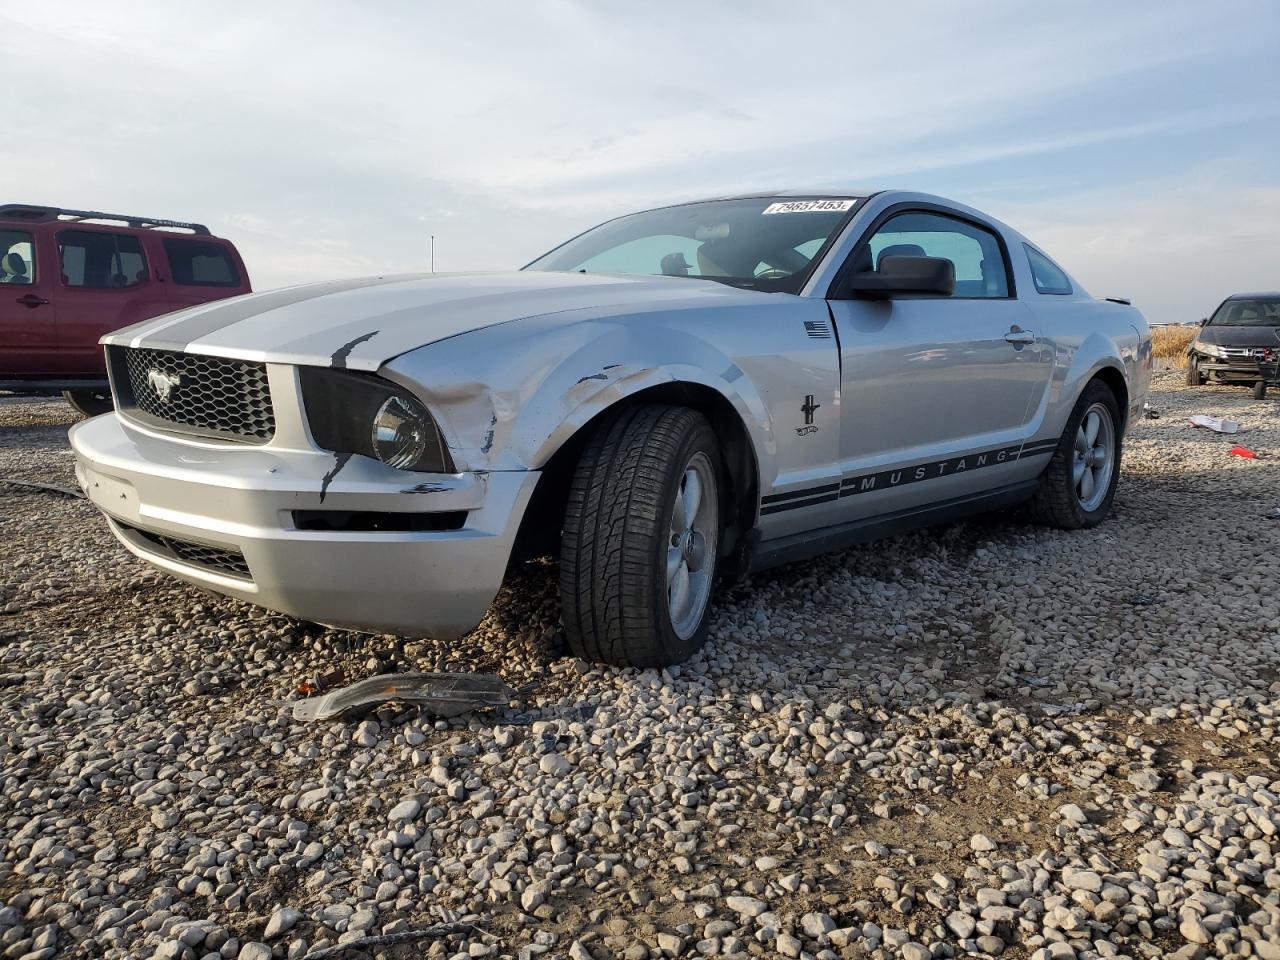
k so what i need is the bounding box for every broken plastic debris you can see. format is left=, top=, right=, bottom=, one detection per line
left=0, top=477, right=86, bottom=499
left=291, top=671, right=512, bottom=722
left=1188, top=415, right=1239, bottom=434
left=1230, top=445, right=1259, bottom=459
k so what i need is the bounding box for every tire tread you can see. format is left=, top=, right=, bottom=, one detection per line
left=560, top=405, right=716, bottom=667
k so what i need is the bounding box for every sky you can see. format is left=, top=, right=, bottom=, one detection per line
left=3, top=0, right=1278, bottom=325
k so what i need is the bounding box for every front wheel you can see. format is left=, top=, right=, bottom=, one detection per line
left=1253, top=381, right=1268, bottom=400
left=1029, top=380, right=1122, bottom=530
left=62, top=389, right=113, bottom=418
left=1185, top=357, right=1203, bottom=387
left=560, top=405, right=722, bottom=668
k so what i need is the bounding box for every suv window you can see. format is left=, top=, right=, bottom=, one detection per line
left=862, top=211, right=1010, bottom=298
left=1, top=229, right=35, bottom=284
left=1024, top=244, right=1072, bottom=295
left=164, top=239, right=240, bottom=287
left=58, top=230, right=148, bottom=288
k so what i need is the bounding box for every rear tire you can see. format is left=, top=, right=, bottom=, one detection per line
left=1029, top=379, right=1122, bottom=530
left=62, top=389, right=113, bottom=418
left=560, top=405, right=722, bottom=668
left=1253, top=381, right=1267, bottom=400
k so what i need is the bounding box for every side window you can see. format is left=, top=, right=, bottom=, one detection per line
left=163, top=239, right=241, bottom=287
left=1, top=229, right=35, bottom=284
left=58, top=231, right=148, bottom=289
left=1024, top=244, right=1072, bottom=295
left=861, top=211, right=1010, bottom=298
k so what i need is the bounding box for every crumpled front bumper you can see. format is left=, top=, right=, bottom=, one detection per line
left=1190, top=351, right=1265, bottom=383
left=69, top=413, right=539, bottom=638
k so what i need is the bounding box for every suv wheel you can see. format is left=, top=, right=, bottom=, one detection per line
left=62, top=389, right=113, bottom=418
left=1030, top=379, right=1122, bottom=530
left=560, top=405, right=722, bottom=668
left=1253, top=381, right=1267, bottom=400
left=1185, top=356, right=1203, bottom=387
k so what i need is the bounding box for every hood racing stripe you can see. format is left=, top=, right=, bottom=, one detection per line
left=124, top=275, right=425, bottom=353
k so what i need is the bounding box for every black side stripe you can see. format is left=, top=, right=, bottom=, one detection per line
left=765, top=439, right=1061, bottom=515
left=761, top=482, right=840, bottom=505
left=761, top=491, right=839, bottom=516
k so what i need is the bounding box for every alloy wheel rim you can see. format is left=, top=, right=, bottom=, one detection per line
left=666, top=451, right=718, bottom=640
left=1073, top=403, right=1115, bottom=512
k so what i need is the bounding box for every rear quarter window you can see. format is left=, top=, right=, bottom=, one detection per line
left=164, top=238, right=240, bottom=287
left=1024, top=244, right=1072, bottom=295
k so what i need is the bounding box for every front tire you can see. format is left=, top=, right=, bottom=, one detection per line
left=1030, top=380, right=1122, bottom=530
left=62, top=389, right=113, bottom=417
left=1185, top=357, right=1203, bottom=387
left=1253, top=381, right=1268, bottom=400
left=560, top=405, right=722, bottom=668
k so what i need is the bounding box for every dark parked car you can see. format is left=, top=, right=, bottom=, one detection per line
left=1187, top=292, right=1280, bottom=399
left=0, top=204, right=251, bottom=416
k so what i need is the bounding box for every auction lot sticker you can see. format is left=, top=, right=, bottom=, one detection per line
left=762, top=199, right=857, bottom=214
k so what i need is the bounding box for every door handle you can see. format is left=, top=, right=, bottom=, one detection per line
left=1004, top=328, right=1036, bottom=344
left=16, top=294, right=50, bottom=308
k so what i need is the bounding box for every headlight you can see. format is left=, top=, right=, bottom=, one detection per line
left=372, top=394, right=434, bottom=468
left=1194, top=340, right=1227, bottom=359
left=299, top=368, right=454, bottom=473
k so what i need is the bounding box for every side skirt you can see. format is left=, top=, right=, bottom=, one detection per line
left=747, top=479, right=1039, bottom=573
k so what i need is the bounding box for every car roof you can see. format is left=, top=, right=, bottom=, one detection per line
left=1226, top=291, right=1280, bottom=299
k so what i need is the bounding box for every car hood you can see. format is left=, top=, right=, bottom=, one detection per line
left=1196, top=324, right=1280, bottom=347
left=102, top=271, right=771, bottom=371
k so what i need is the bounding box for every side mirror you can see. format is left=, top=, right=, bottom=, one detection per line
left=849, top=255, right=956, bottom=300
left=1198, top=317, right=1209, bottom=327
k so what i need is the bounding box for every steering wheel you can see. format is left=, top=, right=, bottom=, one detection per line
left=754, top=267, right=791, bottom=280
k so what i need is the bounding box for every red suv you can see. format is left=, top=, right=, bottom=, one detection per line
left=1, top=204, right=251, bottom=415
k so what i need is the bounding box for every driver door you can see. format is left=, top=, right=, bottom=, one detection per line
left=826, top=208, right=1052, bottom=521
left=0, top=227, right=58, bottom=374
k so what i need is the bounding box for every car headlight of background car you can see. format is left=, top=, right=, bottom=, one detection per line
left=299, top=368, right=454, bottom=473
left=1192, top=339, right=1228, bottom=359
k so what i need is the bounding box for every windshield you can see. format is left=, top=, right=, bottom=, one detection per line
left=1209, top=297, right=1280, bottom=327
left=524, top=197, right=861, bottom=293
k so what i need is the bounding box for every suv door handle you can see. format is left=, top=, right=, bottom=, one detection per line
left=16, top=294, right=50, bottom=308
left=1004, top=328, right=1036, bottom=344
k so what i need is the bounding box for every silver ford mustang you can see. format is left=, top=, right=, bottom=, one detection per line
left=70, top=189, right=1152, bottom=667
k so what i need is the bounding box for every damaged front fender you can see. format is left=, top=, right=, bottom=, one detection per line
left=383, top=307, right=776, bottom=478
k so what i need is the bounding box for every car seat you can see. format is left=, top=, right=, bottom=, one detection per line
left=3, top=252, right=28, bottom=284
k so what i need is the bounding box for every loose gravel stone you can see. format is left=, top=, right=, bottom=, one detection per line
left=2, top=371, right=1278, bottom=959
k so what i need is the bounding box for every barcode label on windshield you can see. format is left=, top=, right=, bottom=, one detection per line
left=762, top=199, right=856, bottom=215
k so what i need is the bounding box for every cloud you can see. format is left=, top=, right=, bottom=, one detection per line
left=997, top=170, right=1280, bottom=323
left=2, top=0, right=1277, bottom=303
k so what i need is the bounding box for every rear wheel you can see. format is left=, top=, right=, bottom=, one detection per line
left=1029, top=380, right=1122, bottom=530
left=62, top=389, right=113, bottom=418
left=1253, top=381, right=1267, bottom=400
left=560, top=405, right=722, bottom=668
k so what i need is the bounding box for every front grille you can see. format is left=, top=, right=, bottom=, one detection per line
left=112, top=520, right=252, bottom=580
left=1220, top=346, right=1273, bottom=361
left=110, top=346, right=275, bottom=443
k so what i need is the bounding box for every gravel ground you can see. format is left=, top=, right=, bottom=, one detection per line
left=1, top=370, right=1278, bottom=960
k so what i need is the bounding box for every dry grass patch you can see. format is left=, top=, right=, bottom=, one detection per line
left=1152, top=324, right=1196, bottom=366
